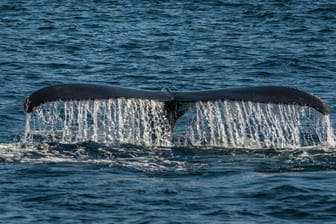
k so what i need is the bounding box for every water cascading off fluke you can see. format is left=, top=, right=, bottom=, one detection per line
left=23, top=99, right=335, bottom=148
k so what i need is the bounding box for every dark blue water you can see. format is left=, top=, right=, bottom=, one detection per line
left=1, top=0, right=336, bottom=223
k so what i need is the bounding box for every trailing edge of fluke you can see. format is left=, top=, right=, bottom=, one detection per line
left=24, top=84, right=329, bottom=115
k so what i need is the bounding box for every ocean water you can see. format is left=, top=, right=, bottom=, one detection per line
left=1, top=0, right=336, bottom=223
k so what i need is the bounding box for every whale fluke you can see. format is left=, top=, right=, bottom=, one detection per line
left=24, top=84, right=173, bottom=113
left=24, top=84, right=329, bottom=116
left=172, top=86, right=329, bottom=115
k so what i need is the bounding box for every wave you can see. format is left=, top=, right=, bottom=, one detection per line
left=1, top=141, right=335, bottom=173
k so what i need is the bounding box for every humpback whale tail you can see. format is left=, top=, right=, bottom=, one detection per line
left=23, top=84, right=332, bottom=147
left=24, top=83, right=329, bottom=116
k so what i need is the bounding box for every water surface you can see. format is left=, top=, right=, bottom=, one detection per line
left=1, top=0, right=336, bottom=223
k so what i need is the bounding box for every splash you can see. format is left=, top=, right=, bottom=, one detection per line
left=23, top=99, right=335, bottom=148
